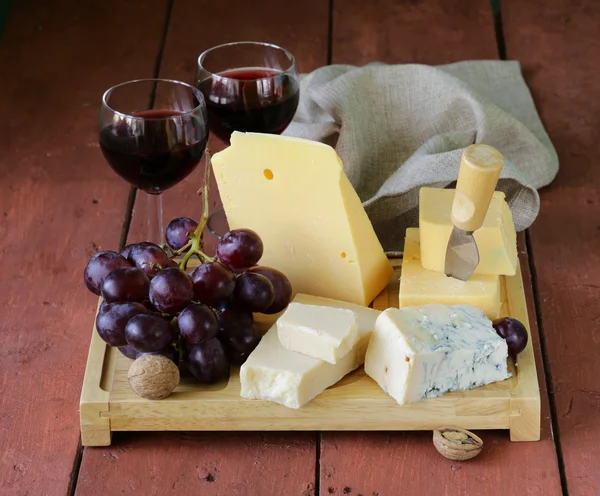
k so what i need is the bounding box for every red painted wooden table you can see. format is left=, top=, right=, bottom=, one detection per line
left=1, top=1, right=597, bottom=494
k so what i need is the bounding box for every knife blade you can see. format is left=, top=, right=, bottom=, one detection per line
left=445, top=144, right=504, bottom=281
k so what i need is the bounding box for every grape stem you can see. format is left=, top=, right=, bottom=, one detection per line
left=179, top=150, right=215, bottom=271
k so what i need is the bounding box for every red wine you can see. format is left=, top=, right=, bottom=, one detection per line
left=197, top=68, right=299, bottom=142
left=99, top=109, right=208, bottom=194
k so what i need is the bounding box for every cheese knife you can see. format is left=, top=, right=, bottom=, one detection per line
left=445, top=144, right=504, bottom=281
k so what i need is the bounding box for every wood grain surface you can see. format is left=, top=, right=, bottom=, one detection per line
left=0, top=0, right=168, bottom=494
left=321, top=0, right=562, bottom=493
left=331, top=0, right=498, bottom=65
left=76, top=0, right=329, bottom=494
left=502, top=0, right=600, bottom=494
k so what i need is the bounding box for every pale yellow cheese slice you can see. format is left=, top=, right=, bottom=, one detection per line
left=419, top=187, right=518, bottom=275
left=239, top=294, right=380, bottom=408
left=211, top=132, right=393, bottom=306
left=399, top=228, right=502, bottom=319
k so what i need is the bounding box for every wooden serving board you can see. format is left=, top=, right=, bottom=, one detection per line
left=80, top=259, right=541, bottom=446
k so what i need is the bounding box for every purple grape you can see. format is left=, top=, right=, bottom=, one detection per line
left=219, top=324, right=261, bottom=365
left=232, top=272, right=274, bottom=313
left=217, top=309, right=254, bottom=337
left=137, top=345, right=180, bottom=365
left=178, top=303, right=219, bottom=345
left=95, top=301, right=148, bottom=347
left=216, top=229, right=263, bottom=270
left=101, top=267, right=149, bottom=303
left=189, top=262, right=235, bottom=306
left=118, top=345, right=138, bottom=359
left=149, top=267, right=194, bottom=314
left=165, top=217, right=198, bottom=250
left=246, top=266, right=292, bottom=314
left=185, top=338, right=230, bottom=383
left=120, top=244, right=136, bottom=259
left=125, top=313, right=175, bottom=353
left=84, top=250, right=132, bottom=295
left=492, top=317, right=529, bottom=360
left=128, top=242, right=171, bottom=277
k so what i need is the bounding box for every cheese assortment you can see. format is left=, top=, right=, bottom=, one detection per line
left=364, top=305, right=510, bottom=405
left=399, top=228, right=502, bottom=319
left=211, top=135, right=520, bottom=410
left=240, top=294, right=380, bottom=408
left=419, top=188, right=518, bottom=276
left=211, top=132, right=393, bottom=306
left=277, top=302, right=359, bottom=364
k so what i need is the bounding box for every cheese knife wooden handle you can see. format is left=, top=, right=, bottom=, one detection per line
left=451, top=144, right=504, bottom=232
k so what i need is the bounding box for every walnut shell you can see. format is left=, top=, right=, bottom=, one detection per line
left=433, top=428, right=483, bottom=461
left=128, top=354, right=180, bottom=400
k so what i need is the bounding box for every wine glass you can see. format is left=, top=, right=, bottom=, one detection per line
left=99, top=79, right=209, bottom=244
left=195, top=42, right=300, bottom=237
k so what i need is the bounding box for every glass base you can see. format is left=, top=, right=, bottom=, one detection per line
left=206, top=208, right=229, bottom=240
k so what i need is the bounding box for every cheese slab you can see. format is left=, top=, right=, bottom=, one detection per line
left=365, top=305, right=510, bottom=405
left=277, top=302, right=359, bottom=364
left=211, top=132, right=393, bottom=306
left=419, top=187, right=518, bottom=275
left=399, top=228, right=502, bottom=319
left=240, top=294, right=380, bottom=408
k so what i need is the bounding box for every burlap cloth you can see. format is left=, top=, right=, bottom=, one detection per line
left=283, top=61, right=558, bottom=251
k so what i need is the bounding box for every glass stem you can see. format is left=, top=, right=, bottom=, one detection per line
left=147, top=192, right=164, bottom=245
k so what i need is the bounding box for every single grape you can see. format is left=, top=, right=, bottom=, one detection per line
left=165, top=217, right=198, bottom=250
left=128, top=242, right=171, bottom=277
left=217, top=309, right=254, bottom=337
left=137, top=345, right=180, bottom=365
left=95, top=301, right=148, bottom=347
left=125, top=313, right=175, bottom=352
left=219, top=324, right=262, bottom=365
left=185, top=338, right=230, bottom=383
left=189, top=262, right=235, bottom=306
left=178, top=303, right=219, bottom=345
left=149, top=267, right=194, bottom=314
left=120, top=244, right=136, bottom=259
left=83, top=250, right=132, bottom=295
left=101, top=267, right=149, bottom=303
left=232, top=272, right=274, bottom=312
left=492, top=317, right=529, bottom=360
left=118, top=345, right=138, bottom=359
left=216, top=229, right=263, bottom=270
left=246, top=266, right=292, bottom=314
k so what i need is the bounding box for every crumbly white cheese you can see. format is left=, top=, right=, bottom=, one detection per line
left=365, top=304, right=510, bottom=405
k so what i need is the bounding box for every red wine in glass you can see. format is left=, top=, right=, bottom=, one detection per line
left=197, top=68, right=300, bottom=143
left=99, top=109, right=208, bottom=194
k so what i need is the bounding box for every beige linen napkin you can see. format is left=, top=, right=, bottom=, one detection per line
left=283, top=61, right=558, bottom=252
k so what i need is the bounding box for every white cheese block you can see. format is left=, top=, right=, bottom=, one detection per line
left=240, top=294, right=380, bottom=408
left=277, top=302, right=359, bottom=364
left=364, top=305, right=510, bottom=405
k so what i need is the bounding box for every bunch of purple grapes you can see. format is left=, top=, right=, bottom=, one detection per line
left=83, top=217, right=292, bottom=384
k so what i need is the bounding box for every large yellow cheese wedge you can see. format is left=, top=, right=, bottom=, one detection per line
left=212, top=132, right=393, bottom=306
left=419, top=188, right=518, bottom=276
left=399, top=228, right=501, bottom=319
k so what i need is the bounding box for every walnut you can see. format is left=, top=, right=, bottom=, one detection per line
left=433, top=428, right=483, bottom=461
left=128, top=355, right=180, bottom=400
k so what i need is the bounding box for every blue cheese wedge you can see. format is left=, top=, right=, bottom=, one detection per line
left=277, top=303, right=359, bottom=364
left=364, top=304, right=510, bottom=405
left=240, top=293, right=380, bottom=408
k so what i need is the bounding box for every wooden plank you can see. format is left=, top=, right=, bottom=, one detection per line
left=502, top=1, right=600, bottom=493
left=0, top=0, right=168, bottom=494
left=76, top=0, right=329, bottom=494
left=324, top=0, right=562, bottom=493
left=331, top=0, right=498, bottom=65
